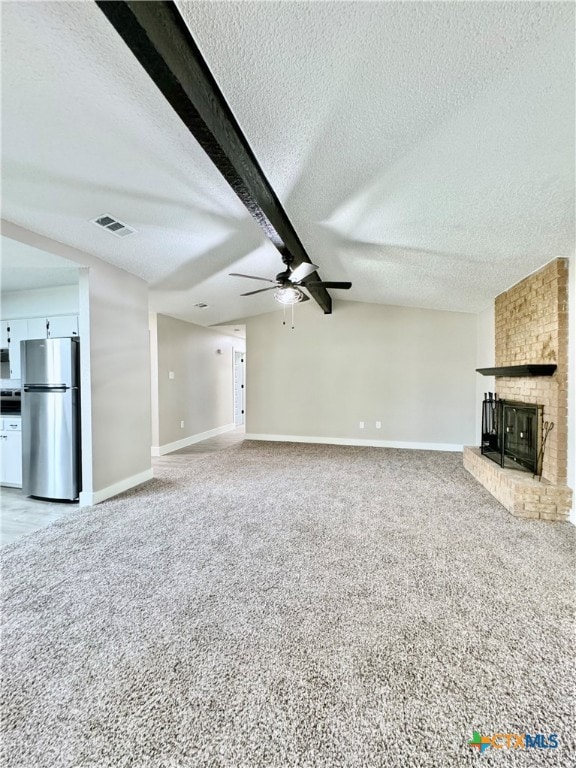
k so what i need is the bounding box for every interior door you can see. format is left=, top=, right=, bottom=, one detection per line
left=234, top=351, right=245, bottom=426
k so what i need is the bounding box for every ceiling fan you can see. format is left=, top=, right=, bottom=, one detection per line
left=230, top=254, right=352, bottom=305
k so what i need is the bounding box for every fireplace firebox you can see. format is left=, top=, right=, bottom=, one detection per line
left=481, top=395, right=543, bottom=474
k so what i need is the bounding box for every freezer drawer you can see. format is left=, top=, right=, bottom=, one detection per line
left=22, top=388, right=79, bottom=500
left=21, top=337, right=78, bottom=388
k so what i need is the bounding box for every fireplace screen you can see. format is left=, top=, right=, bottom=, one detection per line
left=481, top=395, right=543, bottom=474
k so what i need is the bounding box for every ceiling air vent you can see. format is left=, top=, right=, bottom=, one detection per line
left=91, top=214, right=136, bottom=238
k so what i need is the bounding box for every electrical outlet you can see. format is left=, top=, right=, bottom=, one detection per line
left=169, top=371, right=175, bottom=380
left=359, top=421, right=365, bottom=429
left=376, top=421, right=381, bottom=429
left=180, top=421, right=185, bottom=429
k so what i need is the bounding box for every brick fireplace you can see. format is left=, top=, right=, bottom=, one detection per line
left=464, top=259, right=572, bottom=521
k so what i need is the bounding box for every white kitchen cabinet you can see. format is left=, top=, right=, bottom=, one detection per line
left=0, top=314, right=79, bottom=347
left=27, top=317, right=48, bottom=339
left=0, top=321, right=8, bottom=348
left=47, top=315, right=79, bottom=338
left=0, top=421, right=22, bottom=487
left=6, top=319, right=28, bottom=379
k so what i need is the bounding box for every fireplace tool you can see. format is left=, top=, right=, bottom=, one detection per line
left=535, top=421, right=554, bottom=480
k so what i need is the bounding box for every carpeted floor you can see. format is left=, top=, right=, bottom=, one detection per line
left=2, top=441, right=575, bottom=767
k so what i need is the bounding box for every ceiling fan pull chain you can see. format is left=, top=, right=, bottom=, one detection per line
left=283, top=305, right=286, bottom=326
left=291, top=302, right=295, bottom=330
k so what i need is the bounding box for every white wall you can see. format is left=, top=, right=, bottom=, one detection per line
left=84, top=258, right=151, bottom=500
left=475, top=305, right=495, bottom=443
left=1, top=285, right=79, bottom=318
left=245, top=300, right=477, bottom=449
left=2, top=220, right=152, bottom=505
left=150, top=313, right=243, bottom=454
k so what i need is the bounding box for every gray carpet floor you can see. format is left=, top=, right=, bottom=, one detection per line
left=2, top=442, right=575, bottom=767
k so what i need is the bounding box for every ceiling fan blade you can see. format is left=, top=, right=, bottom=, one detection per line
left=305, top=281, right=352, bottom=289
left=241, top=286, right=277, bottom=296
left=290, top=262, right=319, bottom=283
left=230, top=273, right=275, bottom=283
left=299, top=292, right=310, bottom=302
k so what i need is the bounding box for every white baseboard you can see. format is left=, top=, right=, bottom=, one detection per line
left=79, top=467, right=154, bottom=507
left=244, top=433, right=463, bottom=452
left=151, top=423, right=236, bottom=457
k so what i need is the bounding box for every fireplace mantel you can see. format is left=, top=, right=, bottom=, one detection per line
left=476, top=364, right=557, bottom=377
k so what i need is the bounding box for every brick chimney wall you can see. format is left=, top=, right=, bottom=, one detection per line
left=494, top=259, right=568, bottom=485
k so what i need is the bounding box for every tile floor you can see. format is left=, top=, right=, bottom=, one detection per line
left=0, top=488, right=79, bottom=547
left=153, top=426, right=246, bottom=470
left=0, top=427, right=246, bottom=547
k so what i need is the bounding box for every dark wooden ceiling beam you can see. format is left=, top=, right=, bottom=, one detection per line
left=96, top=0, right=332, bottom=314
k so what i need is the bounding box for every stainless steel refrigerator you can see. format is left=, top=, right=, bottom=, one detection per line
left=21, top=338, right=80, bottom=501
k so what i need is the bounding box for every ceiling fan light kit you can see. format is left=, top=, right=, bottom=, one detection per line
left=230, top=253, right=352, bottom=327
left=280, top=294, right=301, bottom=330
left=273, top=286, right=304, bottom=305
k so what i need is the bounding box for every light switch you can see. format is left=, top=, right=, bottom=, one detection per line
left=169, top=371, right=175, bottom=380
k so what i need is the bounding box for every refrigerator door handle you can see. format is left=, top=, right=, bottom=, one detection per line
left=24, top=385, right=68, bottom=392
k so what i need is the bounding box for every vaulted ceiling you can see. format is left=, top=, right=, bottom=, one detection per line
left=1, top=1, right=574, bottom=324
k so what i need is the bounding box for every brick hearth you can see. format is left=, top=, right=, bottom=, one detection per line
left=464, top=447, right=572, bottom=521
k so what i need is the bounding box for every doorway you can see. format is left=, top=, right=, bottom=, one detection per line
left=234, top=351, right=245, bottom=426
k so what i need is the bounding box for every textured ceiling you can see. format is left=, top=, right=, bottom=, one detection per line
left=0, top=237, right=79, bottom=292
left=0, top=0, right=278, bottom=325
left=1, top=1, right=574, bottom=322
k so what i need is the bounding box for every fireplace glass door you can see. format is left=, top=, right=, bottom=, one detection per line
left=481, top=398, right=542, bottom=474
left=502, top=404, right=539, bottom=471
